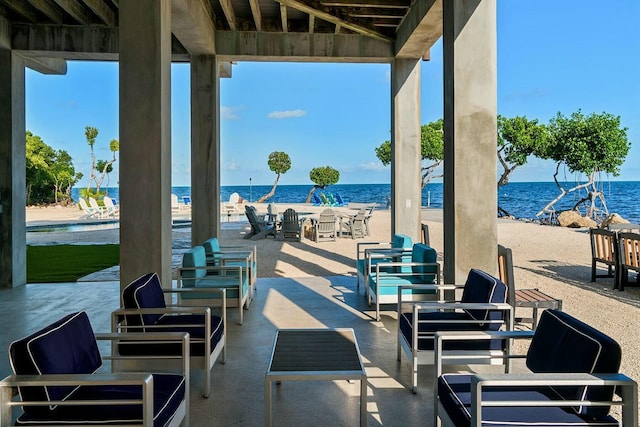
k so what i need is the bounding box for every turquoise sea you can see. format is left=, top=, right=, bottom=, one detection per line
left=72, top=181, right=640, bottom=224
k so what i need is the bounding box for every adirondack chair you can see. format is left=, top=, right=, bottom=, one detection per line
left=313, top=208, right=337, bottom=242
left=340, top=208, right=366, bottom=239
left=279, top=208, right=304, bottom=241
left=244, top=205, right=276, bottom=240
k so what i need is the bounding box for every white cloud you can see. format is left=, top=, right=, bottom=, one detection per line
left=224, top=160, right=240, bottom=171
left=221, top=106, right=241, bottom=120
left=360, top=162, right=387, bottom=171
left=267, top=109, right=306, bottom=119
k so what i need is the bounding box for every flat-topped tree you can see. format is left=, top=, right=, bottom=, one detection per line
left=305, top=166, right=339, bottom=204
left=375, top=119, right=444, bottom=188
left=257, top=151, right=291, bottom=203
left=535, top=110, right=630, bottom=222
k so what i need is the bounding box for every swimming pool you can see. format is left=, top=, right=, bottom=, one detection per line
left=27, top=220, right=193, bottom=233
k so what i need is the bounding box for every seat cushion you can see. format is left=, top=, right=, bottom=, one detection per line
left=369, top=275, right=437, bottom=296
left=122, top=272, right=166, bottom=329
left=182, top=246, right=208, bottom=286
left=16, top=373, right=186, bottom=427
left=411, top=244, right=438, bottom=282
left=399, top=311, right=503, bottom=351
left=9, top=312, right=102, bottom=415
left=118, top=313, right=224, bottom=358
left=460, top=269, right=507, bottom=331
left=526, top=310, right=621, bottom=418
left=438, top=373, right=618, bottom=427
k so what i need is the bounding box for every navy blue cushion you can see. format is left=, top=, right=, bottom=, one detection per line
left=118, top=313, right=224, bottom=357
left=122, top=272, right=167, bottom=329
left=527, top=310, right=621, bottom=418
left=9, top=311, right=102, bottom=415
left=460, top=269, right=507, bottom=330
left=438, top=373, right=618, bottom=426
left=16, top=373, right=185, bottom=427
left=399, top=311, right=503, bottom=352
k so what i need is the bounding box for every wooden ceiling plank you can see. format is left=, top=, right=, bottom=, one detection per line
left=350, top=13, right=404, bottom=19
left=334, top=23, right=340, bottom=34
left=280, top=4, right=288, bottom=33
left=219, top=0, right=237, bottom=31
left=25, top=0, right=65, bottom=24
left=3, top=0, right=40, bottom=22
left=308, top=14, right=314, bottom=33
left=320, top=0, right=409, bottom=9
left=275, top=0, right=390, bottom=41
left=395, top=0, right=442, bottom=58
left=248, top=0, right=262, bottom=31
left=80, top=0, right=116, bottom=27
left=51, top=0, right=93, bottom=25
left=171, top=0, right=216, bottom=55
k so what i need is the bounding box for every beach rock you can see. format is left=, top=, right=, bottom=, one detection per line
left=599, top=213, right=628, bottom=228
left=557, top=210, right=596, bottom=228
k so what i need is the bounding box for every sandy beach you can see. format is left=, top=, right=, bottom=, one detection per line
left=25, top=203, right=640, bottom=396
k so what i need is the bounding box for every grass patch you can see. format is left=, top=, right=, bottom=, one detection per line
left=27, top=244, right=120, bottom=283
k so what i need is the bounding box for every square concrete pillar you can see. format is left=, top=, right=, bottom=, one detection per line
left=119, top=0, right=172, bottom=289
left=0, top=50, right=26, bottom=288
left=443, top=0, right=498, bottom=283
left=191, top=55, right=221, bottom=245
left=391, top=58, right=422, bottom=242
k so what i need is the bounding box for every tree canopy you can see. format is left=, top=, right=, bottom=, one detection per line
left=497, top=115, right=548, bottom=187
left=84, top=126, right=119, bottom=197
left=305, top=166, right=340, bottom=203
left=26, top=131, right=81, bottom=205
left=536, top=110, right=630, bottom=221
left=257, top=151, right=292, bottom=203
left=375, top=119, right=444, bottom=187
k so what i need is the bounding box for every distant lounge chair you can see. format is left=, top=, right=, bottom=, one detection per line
left=88, top=196, right=107, bottom=218
left=224, top=192, right=241, bottom=213
left=311, top=192, right=323, bottom=206
left=319, top=193, right=331, bottom=206
left=78, top=197, right=98, bottom=218
left=103, top=196, right=119, bottom=217
left=171, top=193, right=182, bottom=211
left=244, top=205, right=276, bottom=240
left=334, top=193, right=348, bottom=207
left=279, top=208, right=304, bottom=241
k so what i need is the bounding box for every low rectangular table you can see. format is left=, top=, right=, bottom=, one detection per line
left=264, top=328, right=367, bottom=426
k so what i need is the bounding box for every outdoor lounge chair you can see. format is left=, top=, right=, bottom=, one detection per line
left=355, top=233, right=413, bottom=291
left=334, top=193, right=348, bottom=207
left=203, top=236, right=257, bottom=296
left=340, top=208, right=366, bottom=239
left=435, top=309, right=638, bottom=427
left=590, top=227, right=618, bottom=284
left=616, top=231, right=640, bottom=291
left=178, top=245, right=249, bottom=324
left=103, top=195, right=119, bottom=217
left=1, top=310, right=189, bottom=427
left=88, top=196, right=107, bottom=218
left=397, top=268, right=512, bottom=393
left=313, top=208, right=337, bottom=242
left=78, top=197, right=98, bottom=218
left=113, top=272, right=226, bottom=398
left=311, top=192, right=323, bottom=206
left=368, top=243, right=441, bottom=321
left=244, top=205, right=276, bottom=240
left=279, top=208, right=304, bottom=241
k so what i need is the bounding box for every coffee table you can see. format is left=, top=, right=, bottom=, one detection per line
left=264, top=328, right=367, bottom=426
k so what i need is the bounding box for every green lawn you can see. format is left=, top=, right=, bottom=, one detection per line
left=27, top=244, right=120, bottom=283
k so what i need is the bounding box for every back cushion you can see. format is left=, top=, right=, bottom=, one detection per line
left=203, top=238, right=222, bottom=264
left=410, top=244, right=438, bottom=283
left=527, top=309, right=621, bottom=418
left=392, top=234, right=413, bottom=273
left=122, top=272, right=166, bottom=328
left=460, top=269, right=507, bottom=330
left=182, top=246, right=207, bottom=286
left=9, top=311, right=102, bottom=414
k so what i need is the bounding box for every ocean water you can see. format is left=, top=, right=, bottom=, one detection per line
left=71, top=181, right=640, bottom=224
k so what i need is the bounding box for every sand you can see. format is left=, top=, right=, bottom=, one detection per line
left=25, top=203, right=640, bottom=394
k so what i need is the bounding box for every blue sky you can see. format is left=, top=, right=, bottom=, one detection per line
left=25, top=0, right=640, bottom=187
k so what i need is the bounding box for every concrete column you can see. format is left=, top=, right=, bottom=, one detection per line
left=119, top=0, right=172, bottom=289
left=191, top=55, right=221, bottom=245
left=391, top=58, right=422, bottom=242
left=0, top=50, right=25, bottom=288
left=443, top=0, right=497, bottom=284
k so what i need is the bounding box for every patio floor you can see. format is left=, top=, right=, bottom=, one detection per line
left=0, top=274, right=480, bottom=426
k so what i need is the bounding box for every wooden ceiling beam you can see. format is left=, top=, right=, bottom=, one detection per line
left=308, top=15, right=314, bottom=33
left=248, top=0, right=262, bottom=31
left=80, top=0, right=116, bottom=27
left=25, top=0, right=65, bottom=24
left=280, top=4, right=288, bottom=33
left=219, top=0, right=237, bottom=31
left=275, top=0, right=390, bottom=41
left=171, top=0, right=216, bottom=55
left=51, top=0, right=93, bottom=25
left=3, top=0, right=40, bottom=22
left=320, top=0, right=409, bottom=9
